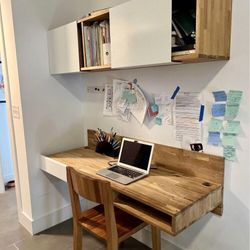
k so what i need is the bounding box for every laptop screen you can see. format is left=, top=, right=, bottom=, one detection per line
left=119, top=139, right=153, bottom=171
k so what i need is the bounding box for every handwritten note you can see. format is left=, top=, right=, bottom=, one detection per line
left=224, top=121, right=240, bottom=134
left=212, top=91, right=227, bottom=102
left=223, top=146, right=236, bottom=161
left=222, top=133, right=237, bottom=147
left=227, top=90, right=243, bottom=105
left=225, top=105, right=240, bottom=120
left=212, top=104, right=226, bottom=117
left=208, top=118, right=223, bottom=132
left=208, top=132, right=221, bottom=146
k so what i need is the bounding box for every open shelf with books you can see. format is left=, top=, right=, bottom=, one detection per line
left=172, top=0, right=232, bottom=63
left=78, top=9, right=111, bottom=71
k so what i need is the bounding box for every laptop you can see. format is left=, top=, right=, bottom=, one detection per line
left=97, top=138, right=154, bottom=185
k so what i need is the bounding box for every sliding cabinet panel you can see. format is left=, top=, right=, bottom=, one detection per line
left=47, top=21, right=80, bottom=74
left=110, top=0, right=172, bottom=69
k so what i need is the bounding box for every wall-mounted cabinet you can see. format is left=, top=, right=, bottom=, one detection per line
left=47, top=21, right=81, bottom=74
left=47, top=0, right=232, bottom=74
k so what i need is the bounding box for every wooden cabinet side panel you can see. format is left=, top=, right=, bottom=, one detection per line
left=47, top=21, right=80, bottom=74
left=196, top=0, right=232, bottom=59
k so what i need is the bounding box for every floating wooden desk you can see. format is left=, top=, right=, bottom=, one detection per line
left=41, top=130, right=224, bottom=237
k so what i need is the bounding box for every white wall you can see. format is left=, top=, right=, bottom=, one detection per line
left=10, top=0, right=249, bottom=249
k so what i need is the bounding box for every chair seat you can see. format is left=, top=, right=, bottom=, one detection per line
left=78, top=204, right=146, bottom=242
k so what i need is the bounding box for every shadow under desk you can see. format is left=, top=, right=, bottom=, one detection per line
left=41, top=146, right=224, bottom=236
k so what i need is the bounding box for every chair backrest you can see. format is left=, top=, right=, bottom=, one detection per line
left=66, top=166, right=118, bottom=240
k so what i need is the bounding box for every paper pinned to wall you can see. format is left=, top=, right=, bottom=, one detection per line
left=174, top=92, right=202, bottom=142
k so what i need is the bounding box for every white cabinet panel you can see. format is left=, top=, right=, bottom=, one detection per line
left=47, top=21, right=80, bottom=74
left=110, top=0, right=172, bottom=69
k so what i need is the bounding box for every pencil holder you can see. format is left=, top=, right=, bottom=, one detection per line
left=95, top=141, right=120, bottom=157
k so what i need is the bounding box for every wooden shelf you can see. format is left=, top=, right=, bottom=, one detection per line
left=78, top=9, right=111, bottom=71
left=80, top=64, right=111, bottom=71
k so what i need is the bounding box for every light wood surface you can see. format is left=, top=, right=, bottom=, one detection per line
left=80, top=65, right=111, bottom=71
left=67, top=167, right=146, bottom=250
left=45, top=135, right=224, bottom=235
left=172, top=0, right=232, bottom=62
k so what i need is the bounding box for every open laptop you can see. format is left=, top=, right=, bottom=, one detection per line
left=97, top=138, right=154, bottom=185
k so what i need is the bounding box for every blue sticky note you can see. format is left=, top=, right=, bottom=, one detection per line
left=208, top=132, right=221, bottom=146
left=155, top=117, right=162, bottom=126
left=212, top=104, right=226, bottom=117
left=212, top=91, right=227, bottom=102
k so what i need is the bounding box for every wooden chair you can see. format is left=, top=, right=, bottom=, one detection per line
left=66, top=166, right=147, bottom=250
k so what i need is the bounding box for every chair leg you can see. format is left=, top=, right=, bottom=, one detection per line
left=151, top=225, right=161, bottom=250
left=107, top=239, right=118, bottom=250
left=73, top=221, right=82, bottom=250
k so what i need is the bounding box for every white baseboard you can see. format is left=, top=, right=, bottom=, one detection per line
left=19, top=211, right=33, bottom=234
left=31, top=203, right=73, bottom=234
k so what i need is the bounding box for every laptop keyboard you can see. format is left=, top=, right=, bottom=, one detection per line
left=109, top=166, right=142, bottom=179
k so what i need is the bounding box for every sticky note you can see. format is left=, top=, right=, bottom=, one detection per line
left=212, top=91, right=227, bottom=102
left=208, top=132, right=221, bottom=146
left=224, top=121, right=240, bottom=134
left=208, top=118, right=223, bottom=132
left=222, top=133, right=237, bottom=147
left=225, top=105, right=240, bottom=120
left=155, top=117, right=162, bottom=126
left=227, top=90, right=243, bottom=105
left=212, top=104, right=226, bottom=117
left=223, top=146, right=236, bottom=161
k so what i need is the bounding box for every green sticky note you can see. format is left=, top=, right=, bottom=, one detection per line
left=208, top=118, right=223, bottom=132
left=224, top=121, right=240, bottom=134
left=222, top=133, right=237, bottom=147
left=225, top=105, right=239, bottom=120
left=227, top=90, right=243, bottom=105
left=223, top=146, right=236, bottom=161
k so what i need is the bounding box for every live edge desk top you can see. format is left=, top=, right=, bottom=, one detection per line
left=41, top=130, right=225, bottom=236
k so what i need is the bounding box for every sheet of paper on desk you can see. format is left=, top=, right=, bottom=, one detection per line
left=174, top=92, right=202, bottom=141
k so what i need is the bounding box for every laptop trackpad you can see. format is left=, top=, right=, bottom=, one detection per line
left=107, top=173, right=119, bottom=179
